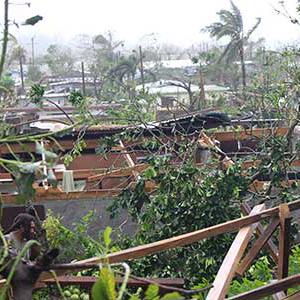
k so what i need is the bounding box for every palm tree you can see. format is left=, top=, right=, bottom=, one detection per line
left=7, top=45, right=27, bottom=90
left=108, top=54, right=139, bottom=100
left=109, top=54, right=138, bottom=83
left=204, top=1, right=261, bottom=90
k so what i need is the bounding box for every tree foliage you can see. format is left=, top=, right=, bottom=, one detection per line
left=109, top=157, right=249, bottom=284
left=44, top=44, right=75, bottom=76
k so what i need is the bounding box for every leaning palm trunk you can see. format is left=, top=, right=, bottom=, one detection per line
left=239, top=44, right=247, bottom=92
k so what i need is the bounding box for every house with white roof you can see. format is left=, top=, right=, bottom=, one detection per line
left=137, top=80, right=230, bottom=108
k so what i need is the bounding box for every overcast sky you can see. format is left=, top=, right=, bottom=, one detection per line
left=5, top=0, right=300, bottom=51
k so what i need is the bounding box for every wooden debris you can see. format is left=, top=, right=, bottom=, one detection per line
left=236, top=217, right=279, bottom=276
left=206, top=204, right=265, bottom=300
left=241, top=203, right=279, bottom=264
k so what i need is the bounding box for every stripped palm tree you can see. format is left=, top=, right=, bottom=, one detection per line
left=204, top=1, right=261, bottom=90
left=109, top=54, right=138, bottom=84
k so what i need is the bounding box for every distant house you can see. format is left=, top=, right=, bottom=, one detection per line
left=144, top=59, right=200, bottom=77
left=137, top=80, right=230, bottom=108
left=144, top=59, right=196, bottom=70
left=234, top=60, right=257, bottom=73
left=43, top=91, right=70, bottom=106
left=45, top=74, right=100, bottom=96
left=49, top=77, right=99, bottom=94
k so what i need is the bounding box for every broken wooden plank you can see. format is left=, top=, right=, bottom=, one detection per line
left=236, top=217, right=279, bottom=276
left=119, top=140, right=140, bottom=180
left=206, top=204, right=265, bottom=300
left=241, top=203, right=279, bottom=264
left=278, top=204, right=292, bottom=280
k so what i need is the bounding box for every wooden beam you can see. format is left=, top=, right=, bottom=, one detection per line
left=1, top=189, right=123, bottom=204
left=278, top=204, right=292, bottom=280
left=2, top=179, right=300, bottom=204
left=87, top=164, right=148, bottom=182
left=206, top=204, right=265, bottom=300
left=236, top=217, right=279, bottom=276
left=55, top=168, right=108, bottom=180
left=212, top=127, right=289, bottom=142
left=1, top=166, right=143, bottom=182
left=119, top=140, right=139, bottom=180
left=42, top=276, right=184, bottom=289
left=241, top=203, right=279, bottom=264
left=228, top=274, right=300, bottom=300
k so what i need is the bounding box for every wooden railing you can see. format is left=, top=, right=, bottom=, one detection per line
left=1, top=199, right=298, bottom=298
left=34, top=199, right=300, bottom=299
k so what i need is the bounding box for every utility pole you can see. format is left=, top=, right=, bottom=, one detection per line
left=31, top=37, right=35, bottom=66
left=199, top=64, right=206, bottom=109
left=81, top=61, right=86, bottom=96
left=139, top=45, right=145, bottom=92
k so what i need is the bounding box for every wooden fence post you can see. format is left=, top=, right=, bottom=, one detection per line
left=278, top=204, right=292, bottom=280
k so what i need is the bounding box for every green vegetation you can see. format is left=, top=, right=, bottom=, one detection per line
left=109, top=159, right=249, bottom=284
left=2, top=1, right=300, bottom=299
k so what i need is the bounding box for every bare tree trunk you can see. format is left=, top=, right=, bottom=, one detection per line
left=19, top=56, right=25, bottom=92
left=0, top=0, right=9, bottom=79
left=93, top=76, right=100, bottom=100
left=139, top=45, right=145, bottom=92
left=81, top=61, right=86, bottom=96
left=199, top=69, right=206, bottom=109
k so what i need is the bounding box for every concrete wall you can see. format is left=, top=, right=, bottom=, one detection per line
left=44, top=198, right=137, bottom=238
left=3, top=198, right=137, bottom=239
